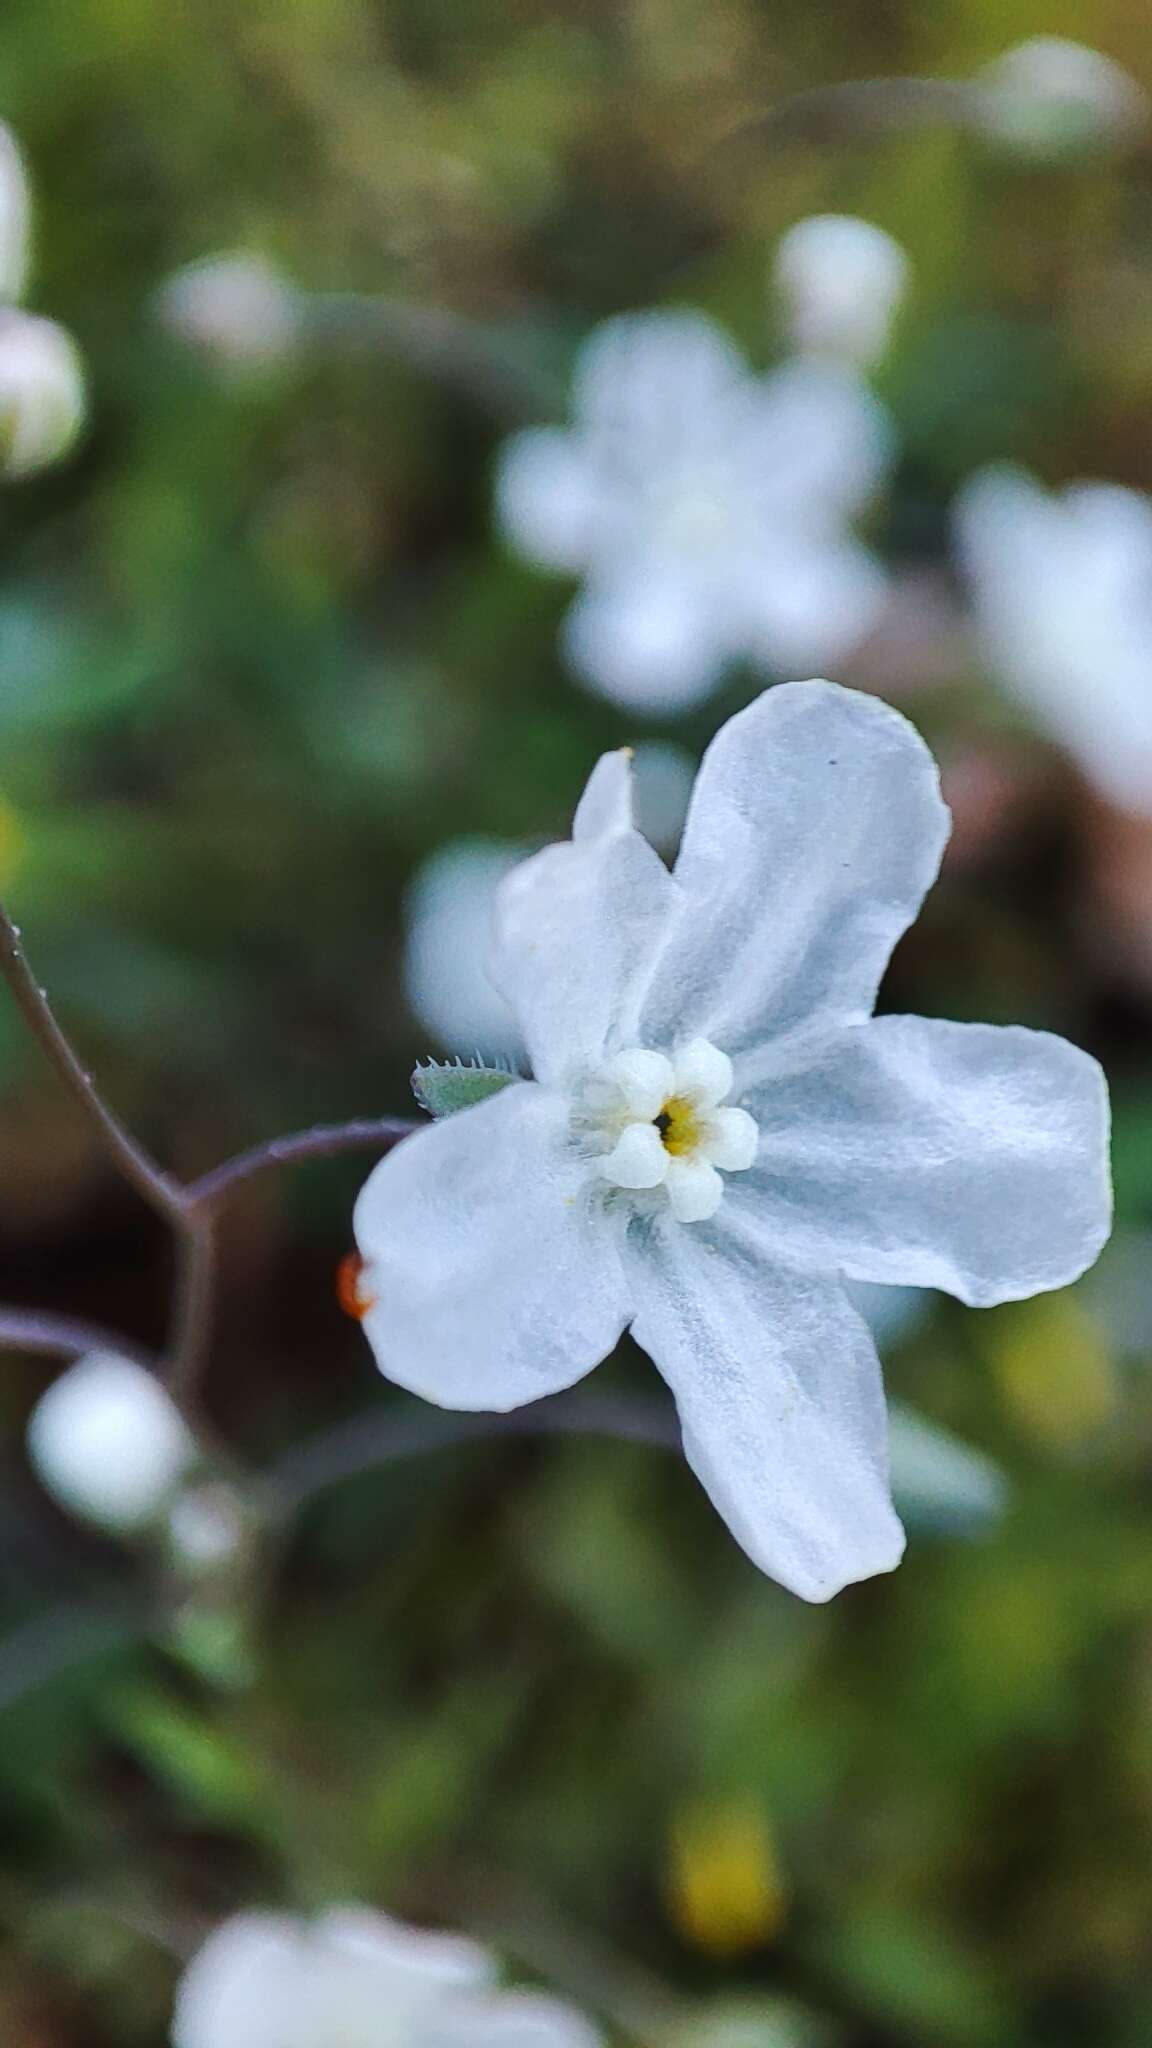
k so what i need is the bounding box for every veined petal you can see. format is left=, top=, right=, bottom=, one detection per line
left=740, top=1015, right=1112, bottom=1306
left=639, top=680, right=950, bottom=1062
left=354, top=1085, right=629, bottom=1410
left=628, top=1219, right=903, bottom=1601
left=491, top=768, right=678, bottom=1089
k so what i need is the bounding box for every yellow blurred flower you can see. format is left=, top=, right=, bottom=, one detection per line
left=984, top=1290, right=1117, bottom=1449
left=667, top=1797, right=787, bottom=1957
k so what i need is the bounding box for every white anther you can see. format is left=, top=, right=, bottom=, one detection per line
left=605, top=1048, right=675, bottom=1121
left=665, top=1158, right=724, bottom=1223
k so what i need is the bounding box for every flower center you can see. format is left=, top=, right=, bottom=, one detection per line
left=577, top=1037, right=759, bottom=1225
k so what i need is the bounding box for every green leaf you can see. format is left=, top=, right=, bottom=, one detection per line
left=411, top=1059, right=518, bottom=1119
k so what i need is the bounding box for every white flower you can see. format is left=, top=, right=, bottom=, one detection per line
left=354, top=681, right=1111, bottom=1602
left=172, top=1906, right=600, bottom=2048
left=0, top=124, right=30, bottom=304
left=156, top=253, right=301, bottom=372
left=0, top=311, right=85, bottom=478
left=495, top=312, right=891, bottom=713
left=405, top=838, right=526, bottom=1060
left=956, top=465, right=1152, bottom=815
left=27, top=1351, right=196, bottom=1536
left=773, top=216, right=909, bottom=368
left=973, top=37, right=1147, bottom=158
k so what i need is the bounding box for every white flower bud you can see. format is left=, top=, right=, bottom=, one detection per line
left=28, top=1351, right=196, bottom=1536
left=156, top=252, right=301, bottom=372
left=0, top=311, right=85, bottom=478
left=974, top=37, right=1147, bottom=159
left=0, top=123, right=31, bottom=304
left=773, top=215, right=909, bottom=368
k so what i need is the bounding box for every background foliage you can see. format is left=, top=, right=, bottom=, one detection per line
left=2, top=1, right=1152, bottom=2043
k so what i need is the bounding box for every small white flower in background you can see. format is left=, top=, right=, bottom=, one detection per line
left=172, top=1906, right=601, bottom=2048
left=27, top=1351, right=196, bottom=1536
left=956, top=465, right=1152, bottom=817
left=404, top=754, right=696, bottom=1059
left=773, top=215, right=909, bottom=368
left=0, top=311, right=85, bottom=480
left=405, top=838, right=526, bottom=1060
left=355, top=680, right=1111, bottom=1602
left=972, top=37, right=1147, bottom=158
left=495, top=311, right=892, bottom=714
left=0, top=124, right=30, bottom=304
left=156, top=252, right=302, bottom=373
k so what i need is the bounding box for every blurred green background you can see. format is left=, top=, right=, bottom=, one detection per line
left=3, top=1, right=1152, bottom=2043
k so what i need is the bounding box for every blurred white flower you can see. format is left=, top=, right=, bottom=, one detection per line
left=355, top=681, right=1110, bottom=1601
left=173, top=1906, right=601, bottom=2048
left=404, top=838, right=525, bottom=1060
left=496, top=311, right=892, bottom=713
left=956, top=465, right=1152, bottom=815
left=156, top=252, right=301, bottom=372
left=0, top=311, right=85, bottom=478
left=773, top=215, right=909, bottom=368
left=27, top=1351, right=196, bottom=1536
left=973, top=37, right=1147, bottom=158
left=0, top=124, right=30, bottom=304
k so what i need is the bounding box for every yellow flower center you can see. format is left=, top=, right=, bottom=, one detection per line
left=655, top=1095, right=703, bottom=1158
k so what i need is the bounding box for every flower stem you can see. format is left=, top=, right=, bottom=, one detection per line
left=183, top=1117, right=417, bottom=1210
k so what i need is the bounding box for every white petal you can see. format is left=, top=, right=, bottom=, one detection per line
left=563, top=574, right=726, bottom=713
left=599, top=1120, right=670, bottom=1190
left=315, top=1908, right=495, bottom=1992
left=741, top=1015, right=1112, bottom=1306
left=664, top=1157, right=724, bottom=1222
left=774, top=214, right=909, bottom=368
left=737, top=535, right=888, bottom=673
left=572, top=748, right=634, bottom=842
left=491, top=791, right=677, bottom=1091
left=605, top=1047, right=675, bottom=1120
left=627, top=1220, right=904, bottom=1600
left=495, top=427, right=602, bottom=571
left=354, top=1085, right=629, bottom=1410
left=433, top=1989, right=603, bottom=2048
left=744, top=359, right=892, bottom=517
left=702, top=1106, right=759, bottom=1171
left=172, top=1915, right=303, bottom=2048
left=671, top=1037, right=733, bottom=1108
left=573, top=309, right=747, bottom=450
left=639, top=680, right=950, bottom=1064
left=404, top=838, right=525, bottom=1060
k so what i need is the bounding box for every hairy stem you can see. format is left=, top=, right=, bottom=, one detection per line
left=0, top=902, right=186, bottom=1227
left=0, top=1307, right=156, bottom=1368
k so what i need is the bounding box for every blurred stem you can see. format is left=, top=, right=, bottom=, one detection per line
left=0, top=901, right=185, bottom=1227
left=708, top=73, right=972, bottom=160
left=0, top=1308, right=155, bottom=1367
left=183, top=1116, right=417, bottom=1209
left=271, top=1387, right=680, bottom=1519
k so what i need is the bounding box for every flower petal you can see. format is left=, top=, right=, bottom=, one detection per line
left=628, top=1218, right=904, bottom=1600
left=491, top=765, right=678, bottom=1089
left=572, top=747, right=634, bottom=842
left=495, top=426, right=603, bottom=571
left=744, top=359, right=892, bottom=517
left=639, top=680, right=950, bottom=1061
left=737, top=535, right=888, bottom=673
left=573, top=309, right=747, bottom=454
left=741, top=1014, right=1112, bottom=1306
left=172, top=1915, right=303, bottom=2048
left=434, top=1990, right=603, bottom=2048
left=702, top=1105, right=759, bottom=1170
left=354, top=1085, right=629, bottom=1410
left=563, top=573, right=726, bottom=712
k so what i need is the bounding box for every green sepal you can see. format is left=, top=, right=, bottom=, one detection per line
left=411, top=1058, right=519, bottom=1120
